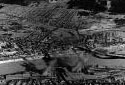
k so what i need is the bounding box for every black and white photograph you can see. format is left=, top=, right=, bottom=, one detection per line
left=0, top=0, right=124, bottom=85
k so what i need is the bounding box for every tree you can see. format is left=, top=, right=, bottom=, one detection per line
left=67, top=0, right=106, bottom=12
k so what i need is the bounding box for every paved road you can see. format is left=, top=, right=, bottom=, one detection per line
left=0, top=58, right=46, bottom=75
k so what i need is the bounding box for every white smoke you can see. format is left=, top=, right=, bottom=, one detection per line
left=42, top=47, right=90, bottom=76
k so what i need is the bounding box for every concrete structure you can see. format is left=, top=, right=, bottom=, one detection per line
left=48, top=0, right=57, bottom=3
left=48, top=0, right=68, bottom=3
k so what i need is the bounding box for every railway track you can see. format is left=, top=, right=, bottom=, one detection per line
left=6, top=78, right=44, bottom=85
